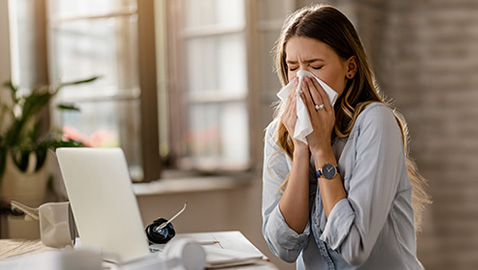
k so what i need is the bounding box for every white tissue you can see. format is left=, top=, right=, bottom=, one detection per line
left=276, top=70, right=338, bottom=145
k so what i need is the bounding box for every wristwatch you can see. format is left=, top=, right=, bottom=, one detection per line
left=315, top=163, right=340, bottom=179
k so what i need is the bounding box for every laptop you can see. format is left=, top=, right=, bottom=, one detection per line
left=55, top=147, right=151, bottom=263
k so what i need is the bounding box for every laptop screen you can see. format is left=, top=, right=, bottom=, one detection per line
left=56, top=147, right=150, bottom=262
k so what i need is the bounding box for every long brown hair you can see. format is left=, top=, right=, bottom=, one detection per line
left=271, top=4, right=431, bottom=231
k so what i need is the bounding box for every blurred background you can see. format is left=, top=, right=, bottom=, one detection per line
left=0, top=0, right=476, bottom=269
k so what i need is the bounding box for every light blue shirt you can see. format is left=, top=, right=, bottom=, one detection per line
left=262, top=103, right=424, bottom=270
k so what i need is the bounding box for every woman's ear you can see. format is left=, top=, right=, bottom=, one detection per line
left=346, top=56, right=357, bottom=78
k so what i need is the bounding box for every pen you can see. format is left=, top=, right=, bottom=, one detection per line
left=157, top=201, right=188, bottom=230
left=198, top=240, right=220, bottom=245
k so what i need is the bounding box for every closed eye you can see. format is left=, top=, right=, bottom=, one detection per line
left=312, top=66, right=323, bottom=70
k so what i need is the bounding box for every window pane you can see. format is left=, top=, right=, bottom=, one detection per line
left=50, top=16, right=139, bottom=95
left=185, top=33, right=247, bottom=95
left=48, top=0, right=136, bottom=19
left=177, top=0, right=250, bottom=170
left=48, top=0, right=143, bottom=179
left=186, top=102, right=249, bottom=165
left=60, top=100, right=143, bottom=180
left=219, top=103, right=249, bottom=162
left=183, top=0, right=244, bottom=29
left=9, top=0, right=37, bottom=89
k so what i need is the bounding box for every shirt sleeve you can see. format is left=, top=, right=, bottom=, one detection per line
left=261, top=120, right=310, bottom=263
left=319, top=104, right=406, bottom=266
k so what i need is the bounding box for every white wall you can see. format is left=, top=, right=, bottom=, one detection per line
left=0, top=0, right=11, bottom=119
left=0, top=0, right=10, bottom=238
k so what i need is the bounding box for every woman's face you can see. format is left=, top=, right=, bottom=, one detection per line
left=285, top=36, right=355, bottom=97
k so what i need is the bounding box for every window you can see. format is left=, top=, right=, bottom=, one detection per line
left=257, top=0, right=297, bottom=128
left=46, top=0, right=159, bottom=181
left=163, top=0, right=297, bottom=172
left=165, top=0, right=251, bottom=171
left=7, top=0, right=306, bottom=181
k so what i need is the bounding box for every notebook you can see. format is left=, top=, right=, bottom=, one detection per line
left=56, top=147, right=151, bottom=263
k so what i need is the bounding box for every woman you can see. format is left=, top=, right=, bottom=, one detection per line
left=262, top=5, right=430, bottom=269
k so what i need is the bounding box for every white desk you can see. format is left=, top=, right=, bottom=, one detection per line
left=0, top=231, right=277, bottom=270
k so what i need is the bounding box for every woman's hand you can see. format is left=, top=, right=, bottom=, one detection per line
left=278, top=80, right=312, bottom=234
left=280, top=78, right=308, bottom=152
left=299, top=76, right=336, bottom=154
left=299, top=76, right=345, bottom=219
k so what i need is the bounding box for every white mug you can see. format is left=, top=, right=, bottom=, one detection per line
left=39, top=202, right=75, bottom=248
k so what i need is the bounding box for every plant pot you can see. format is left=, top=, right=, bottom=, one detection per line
left=1, top=152, right=49, bottom=207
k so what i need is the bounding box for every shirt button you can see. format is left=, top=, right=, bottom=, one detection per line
left=321, top=248, right=326, bottom=253
left=314, top=220, right=318, bottom=225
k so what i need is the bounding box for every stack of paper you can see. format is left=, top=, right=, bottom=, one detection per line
left=203, top=245, right=263, bottom=268
left=177, top=231, right=265, bottom=268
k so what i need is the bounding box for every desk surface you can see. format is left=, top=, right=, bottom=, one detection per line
left=0, top=239, right=55, bottom=260
left=0, top=231, right=277, bottom=270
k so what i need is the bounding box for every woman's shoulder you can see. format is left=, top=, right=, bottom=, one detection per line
left=351, top=102, right=401, bottom=138
left=356, top=102, right=396, bottom=125
left=264, top=118, right=280, bottom=140
left=263, top=118, right=287, bottom=159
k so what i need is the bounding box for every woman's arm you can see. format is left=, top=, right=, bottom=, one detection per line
left=261, top=121, right=310, bottom=263
left=320, top=105, right=405, bottom=265
left=311, top=148, right=346, bottom=218
left=279, top=143, right=311, bottom=233
left=301, top=77, right=406, bottom=265
left=300, top=76, right=346, bottom=217
left=276, top=81, right=312, bottom=233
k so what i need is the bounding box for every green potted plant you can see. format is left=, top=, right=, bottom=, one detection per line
left=0, top=76, right=98, bottom=207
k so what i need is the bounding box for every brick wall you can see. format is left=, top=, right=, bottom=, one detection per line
left=341, top=0, right=478, bottom=269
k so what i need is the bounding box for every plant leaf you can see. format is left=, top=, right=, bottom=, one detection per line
left=57, top=103, right=81, bottom=111
left=54, top=76, right=101, bottom=94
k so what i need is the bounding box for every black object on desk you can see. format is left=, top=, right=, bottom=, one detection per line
left=145, top=217, right=176, bottom=244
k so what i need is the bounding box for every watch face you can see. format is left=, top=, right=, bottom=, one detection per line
left=322, top=164, right=337, bottom=179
